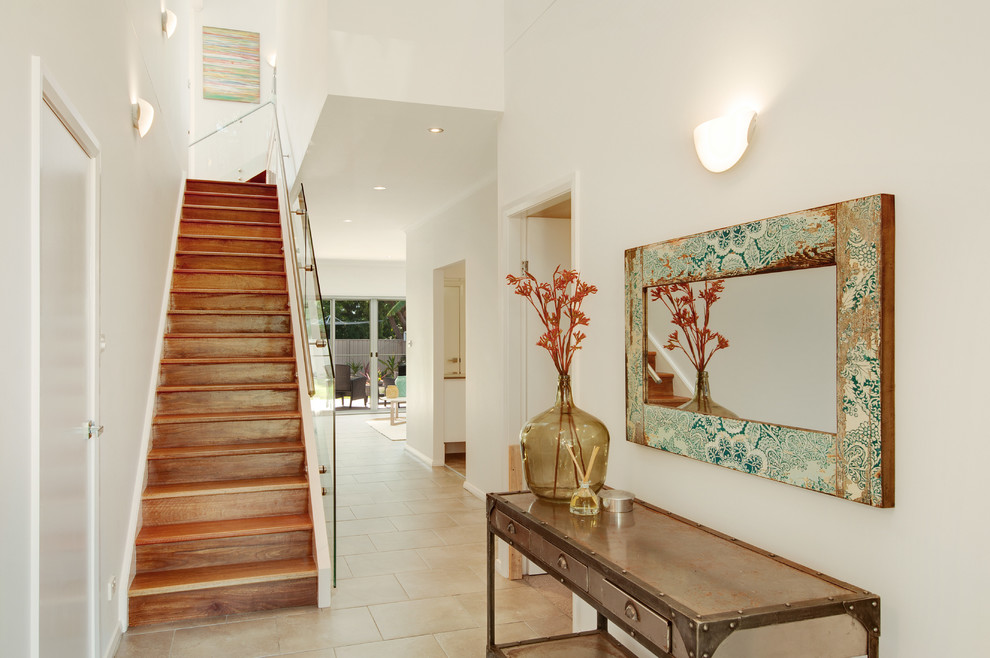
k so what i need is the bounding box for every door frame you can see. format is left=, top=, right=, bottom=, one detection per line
left=30, top=57, right=102, bottom=658
left=499, top=174, right=579, bottom=453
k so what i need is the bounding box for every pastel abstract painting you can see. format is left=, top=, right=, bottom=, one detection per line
left=203, top=26, right=260, bottom=103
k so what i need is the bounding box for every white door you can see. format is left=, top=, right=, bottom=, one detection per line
left=523, top=216, right=571, bottom=417
left=39, top=100, right=98, bottom=657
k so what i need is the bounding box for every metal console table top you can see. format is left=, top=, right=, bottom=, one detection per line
left=486, top=491, right=880, bottom=658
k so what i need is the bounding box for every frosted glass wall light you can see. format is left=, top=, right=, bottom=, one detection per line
left=162, top=9, right=177, bottom=38
left=132, top=98, right=155, bottom=137
left=693, top=108, right=758, bottom=173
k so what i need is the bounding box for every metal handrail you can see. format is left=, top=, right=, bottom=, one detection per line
left=189, top=100, right=274, bottom=147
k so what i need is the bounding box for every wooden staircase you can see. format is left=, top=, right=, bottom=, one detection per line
left=646, top=351, right=692, bottom=408
left=128, top=179, right=318, bottom=626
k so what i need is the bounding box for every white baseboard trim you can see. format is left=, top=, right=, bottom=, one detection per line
left=462, top=479, right=485, bottom=500
left=103, top=621, right=122, bottom=658
left=404, top=443, right=434, bottom=467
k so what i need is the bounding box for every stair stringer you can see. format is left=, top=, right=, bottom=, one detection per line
left=277, top=186, right=332, bottom=609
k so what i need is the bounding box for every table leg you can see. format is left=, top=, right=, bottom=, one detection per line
left=487, top=527, right=496, bottom=650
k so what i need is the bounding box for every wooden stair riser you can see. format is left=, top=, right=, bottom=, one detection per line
left=137, top=530, right=313, bottom=573
left=148, top=452, right=304, bottom=485
left=186, top=179, right=277, bottom=197
left=175, top=253, right=284, bottom=272
left=159, top=362, right=296, bottom=386
left=129, top=577, right=317, bottom=627
left=177, top=236, right=283, bottom=255
left=183, top=206, right=279, bottom=224
left=163, top=336, right=293, bottom=358
left=152, top=417, right=301, bottom=449
left=155, top=388, right=298, bottom=415
left=142, top=489, right=308, bottom=526
left=180, top=219, right=282, bottom=239
left=648, top=375, right=674, bottom=397
left=172, top=272, right=287, bottom=291
left=184, top=192, right=279, bottom=210
left=167, top=313, right=290, bottom=334
left=170, top=291, right=289, bottom=311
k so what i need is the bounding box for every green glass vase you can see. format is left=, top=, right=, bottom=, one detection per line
left=678, top=370, right=737, bottom=418
left=520, top=375, right=609, bottom=502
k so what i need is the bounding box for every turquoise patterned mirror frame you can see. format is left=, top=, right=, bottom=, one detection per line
left=624, top=195, right=894, bottom=507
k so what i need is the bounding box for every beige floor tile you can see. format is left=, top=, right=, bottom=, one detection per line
left=368, top=529, right=446, bottom=552
left=169, top=614, right=229, bottom=630
left=336, top=517, right=396, bottom=537
left=389, top=512, right=458, bottom=532
left=226, top=605, right=316, bottom=623
left=335, top=507, right=356, bottom=521
left=524, top=613, right=573, bottom=637
left=121, top=621, right=176, bottom=636
left=335, top=534, right=376, bottom=556
left=405, top=499, right=477, bottom=514
left=170, top=618, right=279, bottom=658
left=445, top=510, right=486, bottom=526
left=334, top=634, right=447, bottom=658
left=330, top=574, right=409, bottom=609
left=272, top=649, right=335, bottom=657
left=335, top=481, right=392, bottom=495
left=114, top=629, right=173, bottom=657
left=349, top=502, right=414, bottom=519
left=276, top=607, right=381, bottom=653
left=368, top=488, right=428, bottom=504
left=417, top=543, right=487, bottom=571
left=434, top=524, right=486, bottom=545
left=354, top=470, right=432, bottom=483
left=434, top=622, right=534, bottom=657
left=421, top=486, right=474, bottom=500
left=395, top=567, right=486, bottom=600
left=457, top=586, right=561, bottom=625
left=368, top=596, right=477, bottom=640
left=334, top=559, right=353, bottom=580
left=345, top=548, right=430, bottom=577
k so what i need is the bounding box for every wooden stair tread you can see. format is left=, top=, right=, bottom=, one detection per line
left=176, top=251, right=283, bottom=259
left=154, top=410, right=302, bottom=425
left=648, top=395, right=692, bottom=404
left=130, top=557, right=316, bottom=596
left=160, top=357, right=296, bottom=364
left=148, top=442, right=305, bottom=461
left=167, top=310, right=290, bottom=317
left=143, top=476, right=309, bottom=499
left=173, top=268, right=287, bottom=277
left=164, top=332, right=292, bottom=338
left=185, top=190, right=276, bottom=201
left=181, top=217, right=280, bottom=227
left=157, top=383, right=298, bottom=393
left=187, top=178, right=276, bottom=189
left=184, top=204, right=279, bottom=214
left=170, top=288, right=287, bottom=295
left=136, top=514, right=312, bottom=545
left=178, top=234, right=282, bottom=243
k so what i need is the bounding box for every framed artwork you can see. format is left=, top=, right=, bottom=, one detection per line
left=203, top=26, right=261, bottom=103
left=624, top=195, right=894, bottom=507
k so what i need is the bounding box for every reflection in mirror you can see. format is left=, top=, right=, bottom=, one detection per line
left=646, top=266, right=837, bottom=434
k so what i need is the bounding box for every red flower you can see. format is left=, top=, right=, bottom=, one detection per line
left=507, top=266, right=597, bottom=376
left=650, top=280, right=730, bottom=372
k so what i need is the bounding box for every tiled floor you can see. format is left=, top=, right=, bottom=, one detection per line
left=116, top=412, right=572, bottom=657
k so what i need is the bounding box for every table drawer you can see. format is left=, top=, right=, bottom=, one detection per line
left=492, top=509, right=530, bottom=551
left=599, top=578, right=670, bottom=653
left=532, top=534, right=589, bottom=591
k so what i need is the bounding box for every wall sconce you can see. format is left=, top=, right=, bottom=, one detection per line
left=132, top=98, right=155, bottom=137
left=693, top=108, right=758, bottom=173
left=162, top=9, right=177, bottom=39
left=267, top=52, right=277, bottom=68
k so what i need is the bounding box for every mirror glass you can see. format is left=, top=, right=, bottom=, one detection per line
left=646, top=266, right=837, bottom=434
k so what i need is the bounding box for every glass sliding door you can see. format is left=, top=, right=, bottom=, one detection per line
left=376, top=299, right=407, bottom=406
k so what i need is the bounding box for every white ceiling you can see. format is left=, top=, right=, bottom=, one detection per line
left=297, top=95, right=499, bottom=262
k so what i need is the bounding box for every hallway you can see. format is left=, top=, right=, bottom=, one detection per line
left=115, top=413, right=571, bottom=657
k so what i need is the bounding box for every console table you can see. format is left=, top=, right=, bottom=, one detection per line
left=486, top=492, right=880, bottom=657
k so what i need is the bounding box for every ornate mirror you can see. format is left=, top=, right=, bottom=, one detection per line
left=624, top=195, right=894, bottom=507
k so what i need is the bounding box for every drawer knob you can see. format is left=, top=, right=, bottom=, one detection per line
left=557, top=555, right=569, bottom=571
left=506, top=522, right=516, bottom=535
left=624, top=601, right=639, bottom=622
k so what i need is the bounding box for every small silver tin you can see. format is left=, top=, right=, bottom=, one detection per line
left=600, top=489, right=634, bottom=513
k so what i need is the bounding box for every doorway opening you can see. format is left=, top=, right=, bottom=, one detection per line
left=437, top=261, right=466, bottom=476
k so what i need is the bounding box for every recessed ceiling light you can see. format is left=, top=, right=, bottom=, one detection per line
left=427, top=127, right=444, bottom=134
left=343, top=219, right=353, bottom=223
left=373, top=186, right=387, bottom=190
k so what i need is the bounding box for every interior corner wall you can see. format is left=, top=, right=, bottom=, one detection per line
left=317, top=259, right=407, bottom=299
left=405, top=179, right=503, bottom=493
left=498, top=1, right=990, bottom=655
left=324, top=0, right=504, bottom=112
left=0, top=1, right=190, bottom=655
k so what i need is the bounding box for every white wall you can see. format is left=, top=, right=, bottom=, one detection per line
left=405, top=178, right=502, bottom=492
left=324, top=0, right=504, bottom=112
left=317, top=258, right=406, bottom=299
left=499, top=1, right=990, bottom=655
left=0, top=1, right=190, bottom=655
